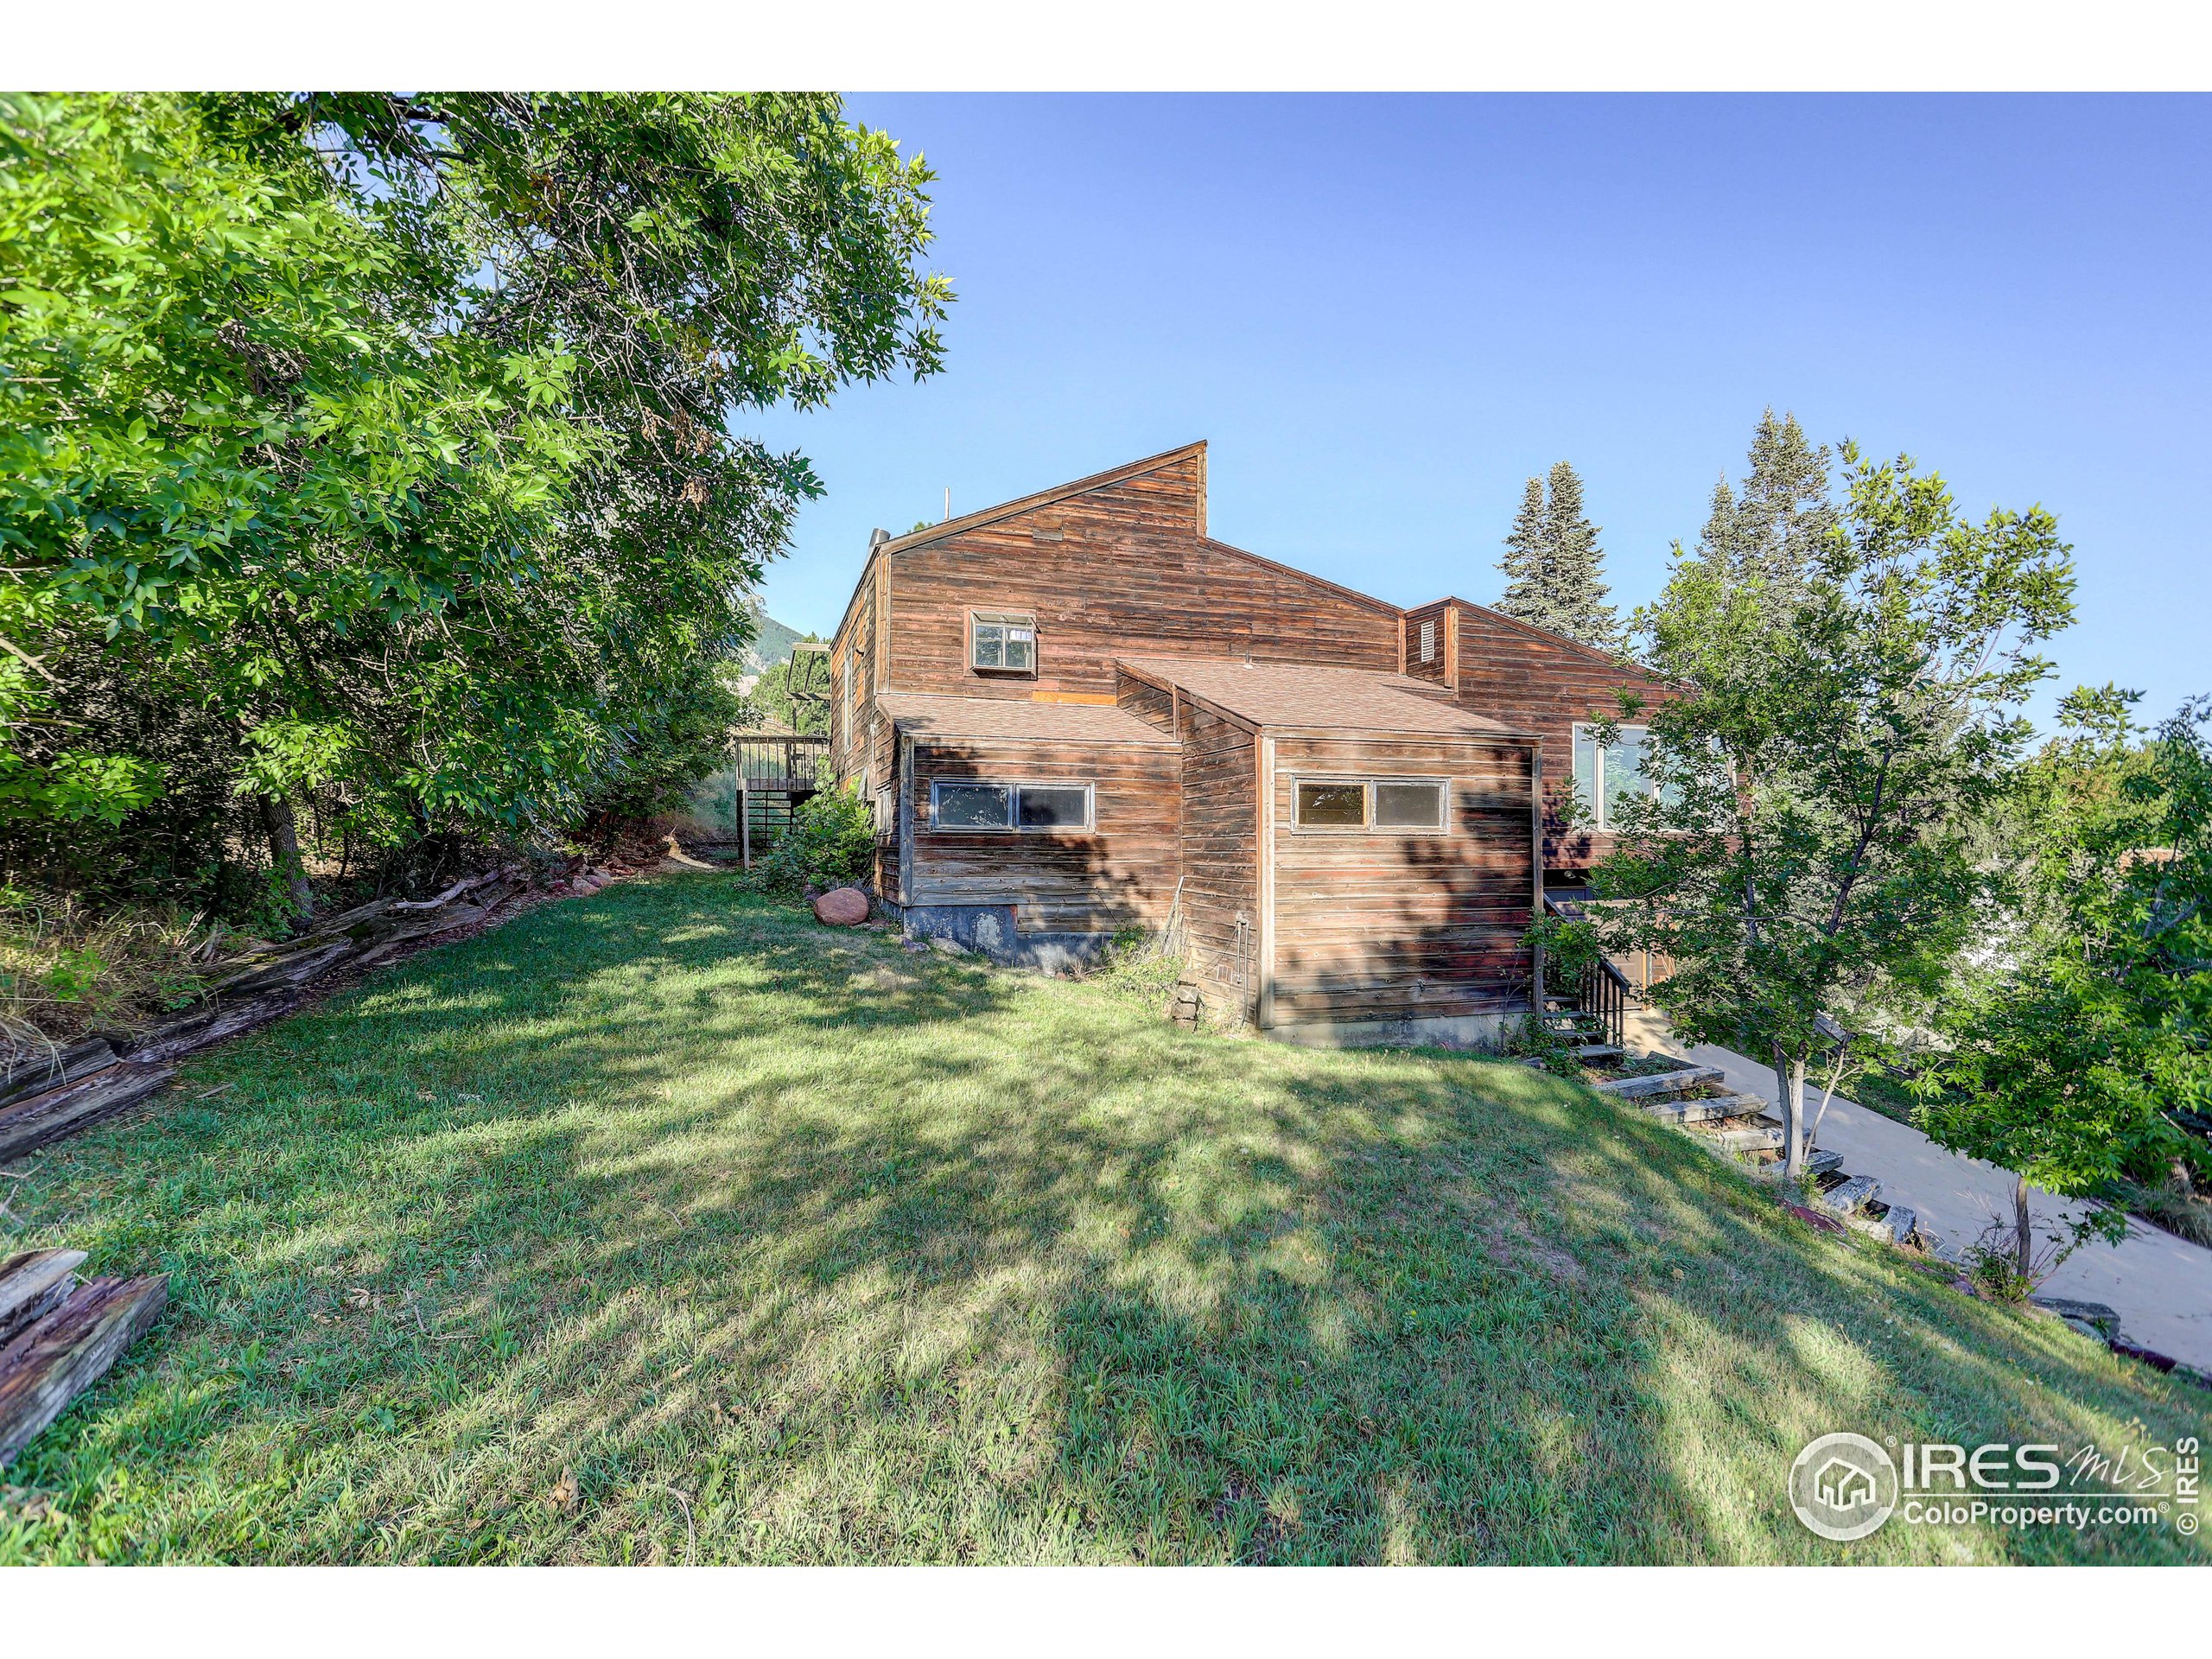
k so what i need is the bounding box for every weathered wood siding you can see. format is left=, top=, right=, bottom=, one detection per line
left=1438, top=600, right=1677, bottom=874
left=905, top=736, right=1180, bottom=934
left=1266, top=735, right=1536, bottom=1026
left=1176, top=700, right=1260, bottom=1017
left=883, top=452, right=1399, bottom=700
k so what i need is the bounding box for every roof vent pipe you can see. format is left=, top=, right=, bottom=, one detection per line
left=868, top=528, right=891, bottom=550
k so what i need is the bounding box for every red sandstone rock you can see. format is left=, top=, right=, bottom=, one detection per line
left=810, top=887, right=869, bottom=926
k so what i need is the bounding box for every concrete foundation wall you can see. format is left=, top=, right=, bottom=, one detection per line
left=1262, top=1007, right=1523, bottom=1051
left=886, top=901, right=1116, bottom=975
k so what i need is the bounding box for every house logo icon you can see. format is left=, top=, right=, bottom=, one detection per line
left=1789, top=1433, right=1899, bottom=1541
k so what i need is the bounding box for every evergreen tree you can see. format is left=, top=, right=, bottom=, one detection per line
left=1693, top=409, right=1836, bottom=617
left=1497, top=477, right=1552, bottom=626
left=1495, top=463, right=1620, bottom=650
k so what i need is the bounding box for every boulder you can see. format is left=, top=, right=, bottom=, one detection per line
left=810, top=887, right=870, bottom=926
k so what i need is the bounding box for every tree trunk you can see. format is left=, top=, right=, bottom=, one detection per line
left=2014, top=1171, right=2033, bottom=1281
left=258, top=793, right=315, bottom=925
left=1773, top=1041, right=1809, bottom=1179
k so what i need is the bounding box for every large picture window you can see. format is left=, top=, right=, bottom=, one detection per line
left=931, top=779, right=1093, bottom=832
left=1291, top=777, right=1449, bottom=832
left=1571, top=723, right=1680, bottom=828
left=969, top=611, right=1037, bottom=674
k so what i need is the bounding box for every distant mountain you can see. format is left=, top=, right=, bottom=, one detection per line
left=738, top=605, right=813, bottom=673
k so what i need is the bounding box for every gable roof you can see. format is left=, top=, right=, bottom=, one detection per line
left=880, top=441, right=1210, bottom=557
left=1119, top=656, right=1532, bottom=740
left=876, top=693, right=1176, bottom=747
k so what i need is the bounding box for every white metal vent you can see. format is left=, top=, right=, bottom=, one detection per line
left=1418, top=618, right=1437, bottom=663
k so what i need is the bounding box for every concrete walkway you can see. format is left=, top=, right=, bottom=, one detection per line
left=1625, top=1011, right=2212, bottom=1374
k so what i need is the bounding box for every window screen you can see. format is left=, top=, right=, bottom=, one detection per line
left=1374, top=780, right=1446, bottom=830
left=1015, top=785, right=1090, bottom=829
left=970, top=612, right=1037, bottom=672
left=1294, top=782, right=1369, bottom=827
left=933, top=782, right=1012, bottom=829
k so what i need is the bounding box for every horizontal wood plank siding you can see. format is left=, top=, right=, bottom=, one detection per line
left=906, top=737, right=1180, bottom=934
left=884, top=453, right=1399, bottom=701
left=1440, top=600, right=1678, bottom=874
left=1267, top=734, right=1536, bottom=1023
left=1178, top=701, right=1259, bottom=1016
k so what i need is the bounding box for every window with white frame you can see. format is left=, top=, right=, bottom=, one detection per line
left=969, top=611, right=1037, bottom=674
left=1570, top=723, right=1679, bottom=828
left=930, top=779, right=1093, bottom=832
left=1291, top=777, right=1449, bottom=832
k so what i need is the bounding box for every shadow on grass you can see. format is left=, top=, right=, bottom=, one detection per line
left=3, top=875, right=2203, bottom=1565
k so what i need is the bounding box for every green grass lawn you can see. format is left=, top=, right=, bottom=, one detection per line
left=2, top=876, right=2202, bottom=1564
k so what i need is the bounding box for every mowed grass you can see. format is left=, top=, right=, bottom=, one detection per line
left=1, top=877, right=2203, bottom=1564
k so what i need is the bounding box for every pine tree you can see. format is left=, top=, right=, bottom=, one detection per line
left=1695, top=409, right=1835, bottom=616
left=1496, top=462, right=1620, bottom=650
left=1497, top=476, right=1552, bottom=626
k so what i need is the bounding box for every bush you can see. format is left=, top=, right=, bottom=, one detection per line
left=754, top=787, right=874, bottom=895
left=1094, top=925, right=1185, bottom=1004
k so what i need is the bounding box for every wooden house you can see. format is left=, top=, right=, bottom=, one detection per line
left=827, top=442, right=1673, bottom=1046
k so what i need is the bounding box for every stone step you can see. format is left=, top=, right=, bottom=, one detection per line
left=1590, top=1065, right=1725, bottom=1099
left=1709, top=1122, right=1784, bottom=1154
left=1805, top=1148, right=1846, bottom=1178
left=1812, top=1174, right=1882, bottom=1217
left=1573, top=1044, right=1625, bottom=1062
left=1842, top=1202, right=1914, bottom=1245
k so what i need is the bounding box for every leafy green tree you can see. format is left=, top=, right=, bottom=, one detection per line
left=746, top=647, right=829, bottom=735
left=0, top=92, right=948, bottom=918
left=1496, top=462, right=1618, bottom=649
left=1582, top=444, right=2075, bottom=1179
left=1916, top=689, right=2212, bottom=1273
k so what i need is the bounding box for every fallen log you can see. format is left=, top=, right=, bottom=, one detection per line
left=0, top=1251, right=86, bottom=1349
left=0, top=1062, right=176, bottom=1165
left=0, top=1274, right=168, bottom=1465
left=0, top=1038, right=118, bottom=1113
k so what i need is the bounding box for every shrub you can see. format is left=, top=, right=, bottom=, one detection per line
left=754, top=787, right=874, bottom=895
left=1095, top=925, right=1185, bottom=1004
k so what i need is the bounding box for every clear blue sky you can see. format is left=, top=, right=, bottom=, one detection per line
left=747, top=93, right=2209, bottom=727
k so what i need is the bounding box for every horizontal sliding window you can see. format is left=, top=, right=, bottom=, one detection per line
left=970, top=611, right=1036, bottom=673
left=1292, top=777, right=1449, bottom=833
left=931, top=779, right=1093, bottom=832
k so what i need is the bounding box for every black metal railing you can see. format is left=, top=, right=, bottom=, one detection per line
left=1542, top=891, right=1632, bottom=1049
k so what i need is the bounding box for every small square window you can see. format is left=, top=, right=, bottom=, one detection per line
left=970, top=612, right=1037, bottom=674
left=1294, top=781, right=1368, bottom=827
left=1375, top=780, right=1446, bottom=830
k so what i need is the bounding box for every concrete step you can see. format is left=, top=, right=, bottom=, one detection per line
left=1573, top=1044, right=1625, bottom=1062
left=1590, top=1065, right=1725, bottom=1099
left=1805, top=1148, right=1846, bottom=1178
left=1812, top=1174, right=1882, bottom=1217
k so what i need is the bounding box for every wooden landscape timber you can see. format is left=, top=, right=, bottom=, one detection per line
left=0, top=864, right=535, bottom=1166
left=0, top=1265, right=168, bottom=1466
